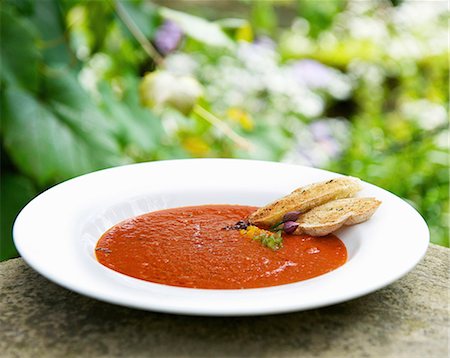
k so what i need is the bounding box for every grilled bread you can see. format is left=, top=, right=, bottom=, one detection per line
left=248, top=176, right=362, bottom=228
left=294, top=197, right=381, bottom=236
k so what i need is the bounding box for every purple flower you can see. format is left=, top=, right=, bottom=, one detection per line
left=154, top=21, right=183, bottom=55
left=284, top=221, right=299, bottom=234
left=290, top=59, right=333, bottom=89
left=282, top=211, right=301, bottom=222
left=288, top=119, right=347, bottom=166
left=320, top=138, right=341, bottom=157
left=310, top=120, right=342, bottom=157
left=310, top=120, right=332, bottom=141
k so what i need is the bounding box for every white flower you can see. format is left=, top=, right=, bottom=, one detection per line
left=140, top=71, right=203, bottom=114
left=164, top=53, right=199, bottom=76
left=401, top=100, right=448, bottom=130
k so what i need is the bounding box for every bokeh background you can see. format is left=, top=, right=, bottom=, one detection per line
left=1, top=0, right=448, bottom=260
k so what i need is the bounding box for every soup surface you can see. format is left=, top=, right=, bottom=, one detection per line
left=96, top=205, right=347, bottom=289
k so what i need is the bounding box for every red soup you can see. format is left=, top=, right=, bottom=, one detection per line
left=95, top=205, right=347, bottom=289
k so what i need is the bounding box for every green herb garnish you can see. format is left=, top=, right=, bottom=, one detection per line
left=270, top=221, right=284, bottom=231
left=251, top=230, right=283, bottom=250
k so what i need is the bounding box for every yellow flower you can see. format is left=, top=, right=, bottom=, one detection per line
left=227, top=108, right=254, bottom=131
left=236, top=23, right=253, bottom=43
left=182, top=137, right=210, bottom=156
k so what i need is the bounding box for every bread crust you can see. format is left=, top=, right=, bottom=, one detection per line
left=248, top=177, right=362, bottom=228
left=294, top=197, right=382, bottom=236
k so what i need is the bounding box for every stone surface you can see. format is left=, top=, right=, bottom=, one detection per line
left=0, top=244, right=448, bottom=358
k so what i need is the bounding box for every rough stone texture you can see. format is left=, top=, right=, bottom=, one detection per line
left=0, top=244, right=448, bottom=358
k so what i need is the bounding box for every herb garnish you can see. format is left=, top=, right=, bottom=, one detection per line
left=223, top=220, right=249, bottom=230
left=271, top=221, right=284, bottom=231
left=253, top=230, right=283, bottom=250
left=240, top=225, right=283, bottom=250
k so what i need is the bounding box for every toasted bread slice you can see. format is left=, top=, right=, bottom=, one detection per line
left=294, top=197, right=381, bottom=236
left=248, top=177, right=362, bottom=228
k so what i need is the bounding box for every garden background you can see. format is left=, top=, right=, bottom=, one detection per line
left=1, top=0, right=448, bottom=261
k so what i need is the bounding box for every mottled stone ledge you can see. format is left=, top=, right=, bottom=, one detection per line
left=0, top=244, right=448, bottom=358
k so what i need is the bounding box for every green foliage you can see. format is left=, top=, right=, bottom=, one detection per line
left=1, top=0, right=448, bottom=261
left=82, top=1, right=114, bottom=53
left=160, top=7, right=234, bottom=48
left=0, top=7, right=40, bottom=91
left=251, top=1, right=277, bottom=35
left=3, top=74, right=125, bottom=186
left=297, top=0, right=345, bottom=37
left=99, top=76, right=164, bottom=156
left=119, top=0, right=159, bottom=39
left=247, top=228, right=283, bottom=251
left=0, top=174, right=36, bottom=261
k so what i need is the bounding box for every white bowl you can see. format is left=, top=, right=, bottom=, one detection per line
left=13, top=159, right=429, bottom=316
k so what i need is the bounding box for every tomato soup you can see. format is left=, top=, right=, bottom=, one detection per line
left=95, top=205, right=347, bottom=289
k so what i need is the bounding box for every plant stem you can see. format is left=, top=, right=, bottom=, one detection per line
left=193, top=105, right=253, bottom=151
left=112, top=0, right=164, bottom=66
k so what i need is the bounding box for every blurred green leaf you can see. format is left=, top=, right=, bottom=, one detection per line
left=160, top=7, right=234, bottom=48
left=84, top=1, right=114, bottom=53
left=297, top=0, right=345, bottom=37
left=118, top=0, right=159, bottom=39
left=3, top=0, right=35, bottom=16
left=0, top=6, right=40, bottom=91
left=30, top=0, right=71, bottom=65
left=251, top=1, right=277, bottom=35
left=44, top=70, right=125, bottom=161
left=2, top=76, right=125, bottom=186
left=0, top=174, right=36, bottom=261
left=99, top=79, right=164, bottom=154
